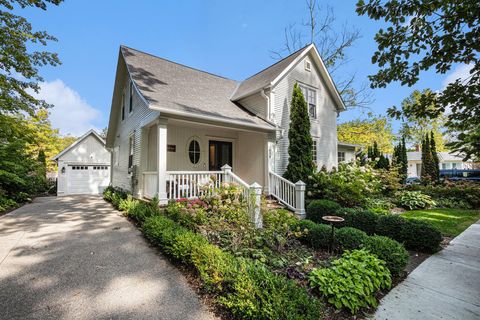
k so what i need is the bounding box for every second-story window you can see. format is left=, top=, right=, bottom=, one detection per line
left=299, top=85, right=317, bottom=119
left=121, top=92, right=125, bottom=121
left=129, top=81, right=133, bottom=113
left=312, top=139, right=317, bottom=163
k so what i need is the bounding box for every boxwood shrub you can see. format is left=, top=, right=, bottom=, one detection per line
left=364, top=235, right=409, bottom=276
left=307, top=199, right=341, bottom=224
left=375, top=215, right=407, bottom=242
left=297, top=219, right=331, bottom=249
left=335, top=227, right=368, bottom=251
left=337, top=208, right=379, bottom=235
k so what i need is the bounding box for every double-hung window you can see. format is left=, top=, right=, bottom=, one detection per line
left=299, top=85, right=317, bottom=118
left=129, top=81, right=133, bottom=113
left=128, top=135, right=134, bottom=170
left=121, top=92, right=125, bottom=121
left=312, top=139, right=317, bottom=163
left=338, top=152, right=346, bottom=163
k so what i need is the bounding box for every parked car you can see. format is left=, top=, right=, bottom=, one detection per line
left=406, top=177, right=421, bottom=185
left=440, top=169, right=480, bottom=182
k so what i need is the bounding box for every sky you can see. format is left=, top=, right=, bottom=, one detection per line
left=19, top=0, right=469, bottom=136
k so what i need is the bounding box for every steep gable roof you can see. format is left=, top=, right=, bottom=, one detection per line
left=230, top=45, right=308, bottom=100
left=120, top=46, right=274, bottom=130
left=52, top=130, right=106, bottom=161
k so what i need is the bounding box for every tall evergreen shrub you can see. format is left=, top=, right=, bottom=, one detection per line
left=430, top=131, right=440, bottom=182
left=284, top=84, right=314, bottom=183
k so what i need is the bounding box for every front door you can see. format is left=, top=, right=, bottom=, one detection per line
left=209, top=140, right=233, bottom=171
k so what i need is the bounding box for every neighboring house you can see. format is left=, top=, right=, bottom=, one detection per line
left=105, top=44, right=346, bottom=211
left=407, top=151, right=472, bottom=177
left=337, top=142, right=360, bottom=164
left=53, top=130, right=111, bottom=196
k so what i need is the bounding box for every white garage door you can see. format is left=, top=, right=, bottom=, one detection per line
left=66, top=165, right=110, bottom=195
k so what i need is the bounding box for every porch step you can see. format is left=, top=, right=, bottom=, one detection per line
left=265, top=197, right=286, bottom=210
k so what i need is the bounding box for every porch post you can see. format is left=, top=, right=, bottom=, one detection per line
left=250, top=182, right=263, bottom=229
left=157, top=119, right=168, bottom=204
left=294, top=180, right=306, bottom=219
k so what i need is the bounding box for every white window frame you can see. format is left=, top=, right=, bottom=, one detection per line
left=129, top=81, right=134, bottom=114
left=128, top=134, right=134, bottom=170
left=338, top=151, right=346, bottom=163
left=299, top=84, right=317, bottom=119
left=187, top=137, right=201, bottom=165
left=304, top=59, right=311, bottom=71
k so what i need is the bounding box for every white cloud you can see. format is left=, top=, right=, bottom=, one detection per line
left=34, top=79, right=102, bottom=136
left=442, top=63, right=474, bottom=89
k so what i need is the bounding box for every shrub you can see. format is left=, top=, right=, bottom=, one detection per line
left=309, top=249, right=391, bottom=314
left=376, top=214, right=442, bottom=252
left=376, top=215, right=407, bottom=242
left=297, top=219, right=331, bottom=249
left=364, top=235, right=409, bottom=276
left=0, top=196, right=18, bottom=212
left=339, top=208, right=379, bottom=235
left=400, top=219, right=442, bottom=253
left=307, top=199, right=341, bottom=223
left=409, top=181, right=480, bottom=209
left=335, top=227, right=368, bottom=251
left=396, top=190, right=436, bottom=210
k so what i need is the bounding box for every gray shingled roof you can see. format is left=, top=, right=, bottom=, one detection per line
left=121, top=46, right=274, bottom=130
left=230, top=46, right=310, bottom=100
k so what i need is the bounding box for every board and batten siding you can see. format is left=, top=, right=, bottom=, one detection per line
left=57, top=134, right=110, bottom=195
left=271, top=52, right=338, bottom=174
left=111, top=77, right=159, bottom=195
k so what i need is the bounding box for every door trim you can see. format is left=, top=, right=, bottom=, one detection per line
left=208, top=140, right=234, bottom=171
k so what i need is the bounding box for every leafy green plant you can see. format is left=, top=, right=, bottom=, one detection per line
left=364, top=235, right=409, bottom=276
left=339, top=208, right=379, bottom=235
left=297, top=219, right=331, bottom=249
left=376, top=214, right=407, bottom=242
left=396, top=190, right=436, bottom=210
left=309, top=249, right=391, bottom=314
left=335, top=227, right=368, bottom=251
left=400, top=219, right=442, bottom=253
left=307, top=199, right=341, bottom=223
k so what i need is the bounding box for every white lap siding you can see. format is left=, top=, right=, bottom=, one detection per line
left=111, top=77, right=159, bottom=195
left=272, top=52, right=338, bottom=175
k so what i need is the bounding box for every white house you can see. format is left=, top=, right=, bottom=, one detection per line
left=407, top=151, right=471, bottom=177
left=105, top=44, right=346, bottom=213
left=337, top=142, right=360, bottom=164
left=53, top=130, right=111, bottom=196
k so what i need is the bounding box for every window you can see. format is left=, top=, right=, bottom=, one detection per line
left=299, top=84, right=317, bottom=118
left=305, top=59, right=311, bottom=71
left=128, top=135, right=134, bottom=169
left=188, top=139, right=201, bottom=164
left=442, top=163, right=447, bottom=169
left=129, top=81, right=133, bottom=113
left=312, top=139, right=317, bottom=163
left=121, top=92, right=125, bottom=121
left=452, top=162, right=457, bottom=169
left=338, top=152, right=346, bottom=163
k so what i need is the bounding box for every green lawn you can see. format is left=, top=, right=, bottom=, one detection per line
left=402, top=208, right=480, bottom=237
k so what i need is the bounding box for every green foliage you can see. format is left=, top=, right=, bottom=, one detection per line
left=0, top=196, right=18, bottom=212
left=357, top=0, right=480, bottom=160
left=364, top=235, right=409, bottom=276
left=284, top=83, right=315, bottom=183
left=396, top=190, right=436, bottom=210
left=307, top=163, right=384, bottom=207
left=309, top=249, right=391, bottom=314
left=306, top=199, right=341, bottom=223
left=376, top=214, right=442, bottom=253
left=392, top=136, right=408, bottom=183
left=410, top=181, right=480, bottom=209
left=400, top=219, right=443, bottom=253
left=335, top=227, right=368, bottom=251
left=340, top=208, right=379, bottom=235
left=297, top=219, right=331, bottom=249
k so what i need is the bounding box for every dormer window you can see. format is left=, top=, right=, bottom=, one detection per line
left=305, top=59, right=311, bottom=71
left=299, top=84, right=317, bottom=119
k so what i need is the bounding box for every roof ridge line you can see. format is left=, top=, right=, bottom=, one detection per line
left=120, top=45, right=238, bottom=83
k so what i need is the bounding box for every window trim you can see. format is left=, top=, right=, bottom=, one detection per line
left=121, top=91, right=125, bottom=121
left=338, top=151, right=346, bottom=163
left=312, top=138, right=317, bottom=164
left=298, top=84, right=317, bottom=119
left=129, top=81, right=133, bottom=113
left=128, top=134, right=134, bottom=170
left=187, top=137, right=201, bottom=166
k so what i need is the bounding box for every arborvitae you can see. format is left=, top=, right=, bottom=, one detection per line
left=430, top=131, right=440, bottom=182
left=400, top=136, right=408, bottom=179
left=284, top=83, right=315, bottom=183
left=367, top=146, right=373, bottom=160
left=376, top=154, right=390, bottom=170
left=421, top=134, right=434, bottom=182
left=373, top=141, right=380, bottom=159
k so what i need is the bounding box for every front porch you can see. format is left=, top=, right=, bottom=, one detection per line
left=137, top=117, right=306, bottom=218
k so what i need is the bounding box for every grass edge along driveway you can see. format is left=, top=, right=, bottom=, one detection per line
left=402, top=208, right=480, bottom=237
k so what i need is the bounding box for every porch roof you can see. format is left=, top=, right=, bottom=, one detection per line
left=121, top=46, right=276, bottom=132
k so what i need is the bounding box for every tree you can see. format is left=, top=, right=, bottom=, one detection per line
left=0, top=0, right=62, bottom=115
left=393, top=137, right=408, bottom=183
left=356, top=0, right=480, bottom=160
left=421, top=134, right=436, bottom=183
left=430, top=131, right=440, bottom=182
left=272, top=0, right=373, bottom=108
left=284, top=84, right=315, bottom=182
left=338, top=114, right=394, bottom=153
left=397, top=90, right=447, bottom=151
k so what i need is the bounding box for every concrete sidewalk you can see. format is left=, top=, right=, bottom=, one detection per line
left=375, top=220, right=480, bottom=320
left=0, top=196, right=217, bottom=320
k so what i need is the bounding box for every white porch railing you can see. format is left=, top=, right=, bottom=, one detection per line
left=143, top=171, right=158, bottom=199
left=268, top=171, right=306, bottom=217
left=166, top=170, right=223, bottom=199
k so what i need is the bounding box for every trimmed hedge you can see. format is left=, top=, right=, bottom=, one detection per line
left=342, top=209, right=379, bottom=235
left=335, top=227, right=368, bottom=251
left=364, top=235, right=409, bottom=276
left=376, top=215, right=442, bottom=253
left=307, top=199, right=341, bottom=224
left=297, top=219, right=331, bottom=249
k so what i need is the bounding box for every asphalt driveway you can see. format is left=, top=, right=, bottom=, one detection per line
left=0, top=196, right=216, bottom=320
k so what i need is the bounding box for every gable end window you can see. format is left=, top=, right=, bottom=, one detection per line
left=299, top=84, right=317, bottom=119
left=129, top=81, right=133, bottom=113
left=305, top=60, right=311, bottom=71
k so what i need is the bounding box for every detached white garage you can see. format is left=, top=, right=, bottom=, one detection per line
left=53, top=130, right=111, bottom=196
